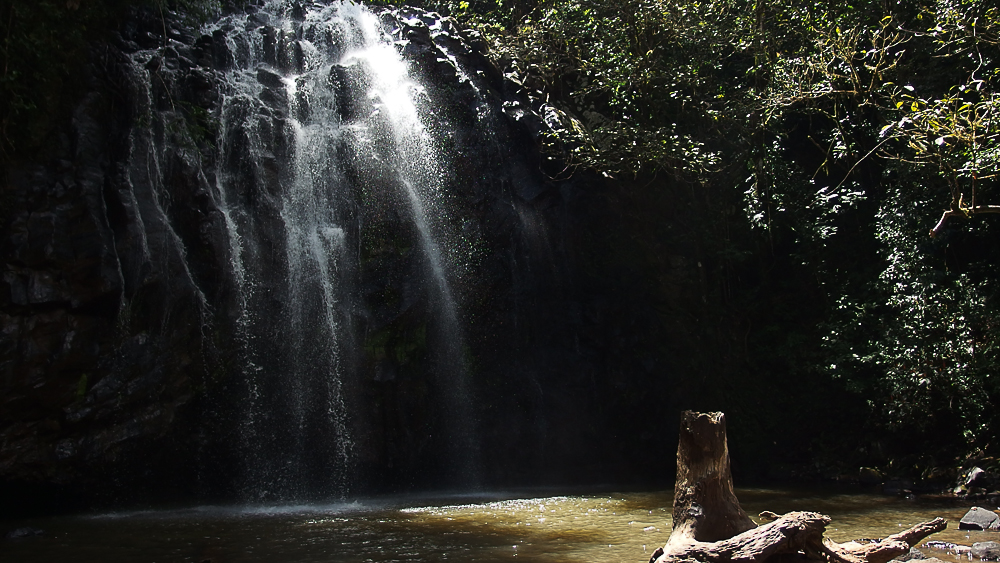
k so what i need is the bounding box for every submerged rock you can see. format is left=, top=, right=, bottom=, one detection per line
left=925, top=540, right=972, bottom=558
left=893, top=547, right=927, bottom=561
left=973, top=541, right=1000, bottom=560
left=894, top=547, right=951, bottom=563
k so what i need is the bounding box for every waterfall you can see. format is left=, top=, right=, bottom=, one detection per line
left=0, top=0, right=667, bottom=497
left=155, top=0, right=483, bottom=500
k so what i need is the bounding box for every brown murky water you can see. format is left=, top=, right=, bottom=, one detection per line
left=0, top=488, right=990, bottom=563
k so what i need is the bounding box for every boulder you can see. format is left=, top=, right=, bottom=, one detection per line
left=972, top=541, right=1000, bottom=561
left=884, top=479, right=914, bottom=495
left=967, top=467, right=991, bottom=488
left=920, top=467, right=955, bottom=488
left=256, top=66, right=285, bottom=89
left=859, top=467, right=884, bottom=485
left=960, top=507, right=1000, bottom=531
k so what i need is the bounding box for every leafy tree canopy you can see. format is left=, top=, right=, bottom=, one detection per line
left=428, top=0, right=1000, bottom=468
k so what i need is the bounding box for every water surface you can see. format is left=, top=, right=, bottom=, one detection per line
left=0, top=488, right=987, bottom=563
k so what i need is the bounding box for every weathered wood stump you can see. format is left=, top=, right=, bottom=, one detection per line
left=650, top=412, right=946, bottom=563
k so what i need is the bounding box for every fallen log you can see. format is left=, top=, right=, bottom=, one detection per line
left=650, top=412, right=946, bottom=563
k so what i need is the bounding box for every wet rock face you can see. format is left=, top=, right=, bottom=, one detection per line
left=1, top=4, right=284, bottom=491
left=0, top=80, right=217, bottom=487
left=1, top=1, right=679, bottom=501
left=0, top=0, right=553, bottom=496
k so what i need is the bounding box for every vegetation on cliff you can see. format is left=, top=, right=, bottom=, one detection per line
left=421, top=0, right=1000, bottom=477
left=0, top=0, right=224, bottom=157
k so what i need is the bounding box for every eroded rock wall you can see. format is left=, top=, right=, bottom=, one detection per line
left=0, top=1, right=691, bottom=503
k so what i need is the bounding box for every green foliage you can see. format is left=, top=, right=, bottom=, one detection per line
left=823, top=172, right=1000, bottom=451
left=76, top=372, right=89, bottom=400
left=1, top=1, right=91, bottom=154
left=490, top=0, right=751, bottom=178
left=454, top=0, right=1000, bottom=461
left=0, top=0, right=222, bottom=158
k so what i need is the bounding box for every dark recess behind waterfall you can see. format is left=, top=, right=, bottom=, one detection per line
left=0, top=1, right=861, bottom=514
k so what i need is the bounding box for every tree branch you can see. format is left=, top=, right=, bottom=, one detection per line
left=930, top=205, right=1000, bottom=237
left=652, top=413, right=947, bottom=563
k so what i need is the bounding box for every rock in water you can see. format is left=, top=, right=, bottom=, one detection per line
left=893, top=547, right=927, bottom=561
left=892, top=547, right=949, bottom=563
left=883, top=479, right=913, bottom=495
left=972, top=541, right=1000, bottom=560
left=960, top=507, right=1000, bottom=530
left=923, top=541, right=972, bottom=556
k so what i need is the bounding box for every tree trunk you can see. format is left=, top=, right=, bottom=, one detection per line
left=651, top=411, right=946, bottom=563
left=671, top=411, right=756, bottom=543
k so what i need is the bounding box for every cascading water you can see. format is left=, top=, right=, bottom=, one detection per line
left=171, top=0, right=483, bottom=500
left=0, top=0, right=680, bottom=499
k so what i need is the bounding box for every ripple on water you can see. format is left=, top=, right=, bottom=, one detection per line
left=0, top=488, right=981, bottom=563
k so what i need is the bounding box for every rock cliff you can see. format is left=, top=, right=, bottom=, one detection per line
left=1, top=0, right=694, bottom=505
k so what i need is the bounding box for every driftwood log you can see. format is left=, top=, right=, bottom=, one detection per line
left=651, top=412, right=946, bottom=563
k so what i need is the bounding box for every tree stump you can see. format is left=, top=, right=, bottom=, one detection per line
left=650, top=412, right=946, bottom=563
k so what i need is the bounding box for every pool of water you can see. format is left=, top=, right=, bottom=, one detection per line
left=0, top=487, right=989, bottom=563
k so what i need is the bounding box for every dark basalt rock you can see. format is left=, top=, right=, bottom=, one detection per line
left=1, top=0, right=694, bottom=506
left=883, top=478, right=913, bottom=495
left=256, top=67, right=285, bottom=89
left=966, top=467, right=997, bottom=489
left=859, top=466, right=884, bottom=485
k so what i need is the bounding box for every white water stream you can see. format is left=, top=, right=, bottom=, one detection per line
left=186, top=0, right=478, bottom=500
